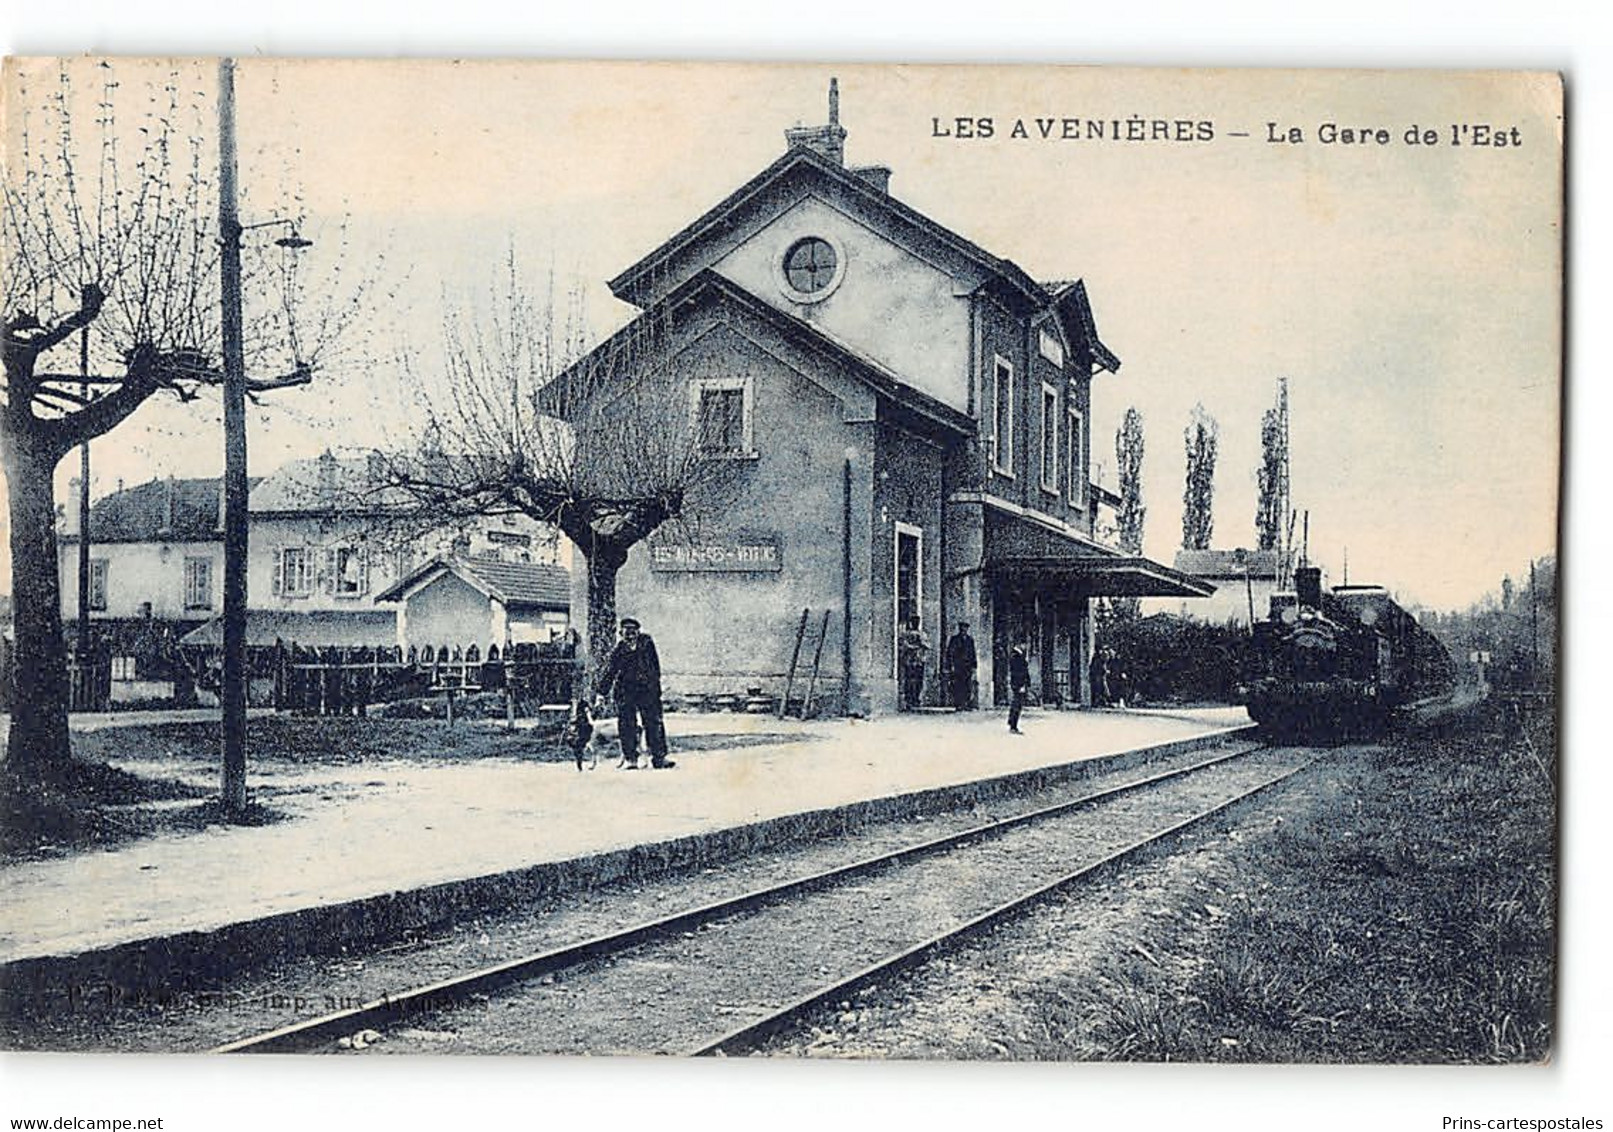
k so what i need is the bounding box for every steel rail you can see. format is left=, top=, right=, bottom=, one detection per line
left=212, top=739, right=1265, bottom=1054
left=689, top=753, right=1323, bottom=1057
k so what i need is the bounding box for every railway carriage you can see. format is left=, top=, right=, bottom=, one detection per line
left=1241, top=566, right=1454, bottom=740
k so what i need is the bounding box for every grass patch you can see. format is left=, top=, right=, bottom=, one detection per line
left=1051, top=710, right=1556, bottom=1063
left=1, top=755, right=211, bottom=863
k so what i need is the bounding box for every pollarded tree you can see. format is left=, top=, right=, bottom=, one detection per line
left=1181, top=402, right=1218, bottom=551
left=2, top=61, right=339, bottom=778
left=381, top=259, right=742, bottom=687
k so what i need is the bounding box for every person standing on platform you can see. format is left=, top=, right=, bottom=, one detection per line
left=595, top=617, right=674, bottom=770
left=898, top=617, right=930, bottom=711
left=946, top=622, right=978, bottom=711
left=1089, top=647, right=1111, bottom=707
left=1109, top=649, right=1131, bottom=708
left=1008, top=644, right=1030, bottom=734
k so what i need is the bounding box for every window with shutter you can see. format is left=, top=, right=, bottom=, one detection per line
left=1040, top=383, right=1059, bottom=493
left=689, top=377, right=754, bottom=458
left=278, top=547, right=311, bottom=597
left=991, top=357, right=1014, bottom=476
left=184, top=557, right=213, bottom=610
left=1067, top=407, right=1086, bottom=507
left=333, top=547, right=366, bottom=597
left=87, top=560, right=109, bottom=611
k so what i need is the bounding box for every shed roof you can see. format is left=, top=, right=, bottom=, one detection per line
left=180, top=608, right=396, bottom=648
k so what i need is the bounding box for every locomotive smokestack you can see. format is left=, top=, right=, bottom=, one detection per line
left=1295, top=565, right=1323, bottom=610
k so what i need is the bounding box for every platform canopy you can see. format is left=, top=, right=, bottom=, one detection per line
left=978, top=503, right=1216, bottom=598
left=988, top=554, right=1216, bottom=597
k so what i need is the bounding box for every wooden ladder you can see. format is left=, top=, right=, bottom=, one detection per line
left=779, top=608, right=832, bottom=719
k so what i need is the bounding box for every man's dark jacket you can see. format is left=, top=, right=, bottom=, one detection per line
left=1009, top=651, right=1030, bottom=693
left=600, top=635, right=663, bottom=702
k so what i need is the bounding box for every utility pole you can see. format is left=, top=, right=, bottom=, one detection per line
left=1277, top=378, right=1291, bottom=589
left=218, top=58, right=249, bottom=814
left=76, top=327, right=91, bottom=697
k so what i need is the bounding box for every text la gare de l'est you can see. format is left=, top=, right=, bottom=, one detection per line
left=1268, top=121, right=1524, bottom=146
left=930, top=117, right=1523, bottom=147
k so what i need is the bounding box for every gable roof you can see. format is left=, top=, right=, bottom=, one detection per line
left=548, top=269, right=976, bottom=439
left=609, top=144, right=1050, bottom=311
left=1043, top=280, right=1121, bottom=374
left=60, top=477, right=245, bottom=544
left=375, top=554, right=571, bottom=611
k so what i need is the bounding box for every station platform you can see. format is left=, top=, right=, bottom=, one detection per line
left=0, top=704, right=1251, bottom=1001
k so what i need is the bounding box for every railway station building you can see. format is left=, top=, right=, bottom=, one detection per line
left=559, top=82, right=1211, bottom=715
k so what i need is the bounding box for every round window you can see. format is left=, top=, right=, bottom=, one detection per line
left=783, top=237, right=839, bottom=295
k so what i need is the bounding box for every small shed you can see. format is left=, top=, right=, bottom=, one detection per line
left=375, top=555, right=571, bottom=650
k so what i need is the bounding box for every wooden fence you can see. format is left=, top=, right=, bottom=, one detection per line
left=270, top=640, right=580, bottom=717
left=69, top=643, right=112, bottom=712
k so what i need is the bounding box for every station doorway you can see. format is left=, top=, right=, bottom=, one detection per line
left=894, top=522, right=923, bottom=679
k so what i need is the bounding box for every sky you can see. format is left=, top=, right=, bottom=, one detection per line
left=2, top=60, right=1561, bottom=612
left=0, top=8, right=1607, bottom=1132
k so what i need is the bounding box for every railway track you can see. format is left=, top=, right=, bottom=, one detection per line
left=213, top=738, right=1321, bottom=1056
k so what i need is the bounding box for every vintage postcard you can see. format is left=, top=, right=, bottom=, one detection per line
left=0, top=58, right=1563, bottom=1087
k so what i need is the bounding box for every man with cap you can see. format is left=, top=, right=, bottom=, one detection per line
left=595, top=617, right=674, bottom=770
left=1007, top=644, right=1030, bottom=734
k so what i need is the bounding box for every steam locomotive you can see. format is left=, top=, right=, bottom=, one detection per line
left=1241, top=565, right=1454, bottom=739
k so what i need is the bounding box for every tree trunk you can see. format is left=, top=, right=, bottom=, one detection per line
left=3, top=433, right=72, bottom=777
left=583, top=542, right=628, bottom=695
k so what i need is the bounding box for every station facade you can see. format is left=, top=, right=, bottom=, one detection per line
left=562, top=84, right=1210, bottom=715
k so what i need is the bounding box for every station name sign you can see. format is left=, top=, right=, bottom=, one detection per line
left=650, top=538, right=781, bottom=573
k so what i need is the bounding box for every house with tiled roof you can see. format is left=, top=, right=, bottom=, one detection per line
left=57, top=455, right=566, bottom=701
left=202, top=450, right=562, bottom=650
left=555, top=81, right=1209, bottom=713
left=375, top=555, right=572, bottom=650
left=57, top=475, right=241, bottom=626
left=55, top=475, right=243, bottom=701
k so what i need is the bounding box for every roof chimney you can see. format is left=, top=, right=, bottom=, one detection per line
left=850, top=165, right=892, bottom=193
left=784, top=77, right=848, bottom=165
left=64, top=477, right=82, bottom=537
left=317, top=449, right=338, bottom=497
